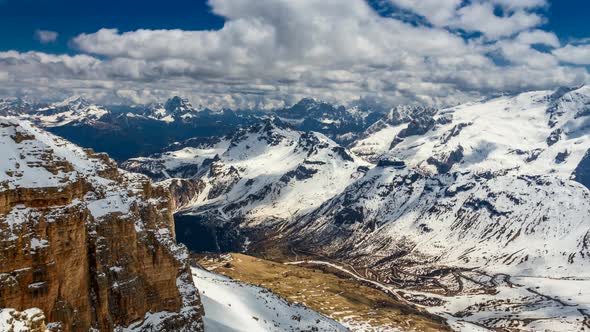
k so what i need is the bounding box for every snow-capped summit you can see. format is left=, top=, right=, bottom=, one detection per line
left=376, top=85, right=590, bottom=180
left=350, top=86, right=590, bottom=180
left=124, top=117, right=368, bottom=223
left=50, top=95, right=92, bottom=110
left=165, top=96, right=194, bottom=113
left=0, top=97, right=38, bottom=116
left=275, top=98, right=385, bottom=145
left=21, top=96, right=109, bottom=127
left=140, top=96, right=203, bottom=122
left=276, top=97, right=345, bottom=121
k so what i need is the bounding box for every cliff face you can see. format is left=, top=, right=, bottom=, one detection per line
left=0, top=119, right=203, bottom=331
left=157, top=178, right=206, bottom=212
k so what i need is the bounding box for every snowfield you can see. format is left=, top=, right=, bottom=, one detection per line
left=384, top=86, right=590, bottom=177
left=431, top=276, right=590, bottom=331
left=191, top=267, right=348, bottom=332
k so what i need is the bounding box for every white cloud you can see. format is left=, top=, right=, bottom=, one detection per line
left=34, top=30, right=59, bottom=44
left=455, top=2, right=543, bottom=39
left=388, top=0, right=546, bottom=39
left=515, top=29, right=560, bottom=47
left=0, top=0, right=587, bottom=108
left=554, top=44, right=590, bottom=65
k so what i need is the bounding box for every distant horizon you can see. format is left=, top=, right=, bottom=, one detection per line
left=1, top=83, right=588, bottom=112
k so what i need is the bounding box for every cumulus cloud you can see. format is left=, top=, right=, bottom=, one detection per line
left=554, top=44, right=590, bottom=65
left=388, top=0, right=546, bottom=39
left=0, top=0, right=588, bottom=108
left=515, top=29, right=560, bottom=47
left=34, top=30, right=59, bottom=44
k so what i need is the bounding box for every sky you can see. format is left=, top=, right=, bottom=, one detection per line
left=0, top=0, right=589, bottom=109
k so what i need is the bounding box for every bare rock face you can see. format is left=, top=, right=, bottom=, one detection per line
left=158, top=178, right=206, bottom=212
left=0, top=118, right=203, bottom=331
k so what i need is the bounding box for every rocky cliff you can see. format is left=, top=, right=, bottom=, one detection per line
left=0, top=118, right=203, bottom=331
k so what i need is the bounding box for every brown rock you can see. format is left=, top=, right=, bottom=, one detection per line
left=0, top=118, right=204, bottom=332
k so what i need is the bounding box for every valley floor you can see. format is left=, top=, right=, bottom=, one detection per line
left=195, top=253, right=590, bottom=332
left=196, top=253, right=450, bottom=332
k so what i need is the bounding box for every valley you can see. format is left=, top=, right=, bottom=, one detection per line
left=194, top=252, right=590, bottom=331
left=195, top=253, right=450, bottom=331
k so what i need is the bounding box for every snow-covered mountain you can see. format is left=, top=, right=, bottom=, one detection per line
left=350, top=104, right=438, bottom=162
left=138, top=96, right=203, bottom=123
left=285, top=85, right=590, bottom=278
left=123, top=86, right=590, bottom=280
left=124, top=118, right=368, bottom=224
left=0, top=98, right=39, bottom=117
left=352, top=86, right=590, bottom=177
left=276, top=97, right=385, bottom=145
left=19, top=96, right=110, bottom=127
left=382, top=86, right=590, bottom=179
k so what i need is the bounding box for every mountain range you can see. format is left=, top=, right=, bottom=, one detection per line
left=0, top=95, right=388, bottom=161
left=2, top=85, right=590, bottom=331
left=122, top=86, right=590, bottom=330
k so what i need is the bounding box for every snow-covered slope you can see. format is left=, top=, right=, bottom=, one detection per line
left=350, top=105, right=437, bottom=162
left=361, top=86, right=590, bottom=180
left=0, top=98, right=38, bottom=117
left=287, top=86, right=590, bottom=278
left=123, top=136, right=230, bottom=181
left=0, top=117, right=117, bottom=190
left=289, top=164, right=590, bottom=278
left=191, top=267, right=347, bottom=332
left=124, top=119, right=368, bottom=223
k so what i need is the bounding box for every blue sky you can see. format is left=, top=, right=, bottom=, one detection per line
left=0, top=0, right=589, bottom=108
left=1, top=0, right=587, bottom=53
left=0, top=0, right=225, bottom=54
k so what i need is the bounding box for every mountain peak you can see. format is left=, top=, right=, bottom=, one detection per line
left=293, top=97, right=331, bottom=109
left=52, top=95, right=92, bottom=109
left=164, top=96, right=193, bottom=113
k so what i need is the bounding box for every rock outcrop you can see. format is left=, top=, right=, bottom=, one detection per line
left=0, top=308, right=47, bottom=332
left=573, top=149, right=590, bottom=189
left=158, top=178, right=206, bottom=212
left=0, top=118, right=203, bottom=331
